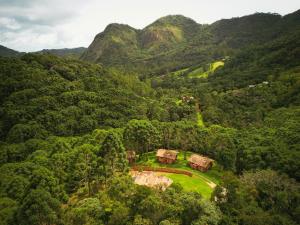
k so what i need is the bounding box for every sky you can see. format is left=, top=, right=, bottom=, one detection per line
left=0, top=0, right=299, bottom=52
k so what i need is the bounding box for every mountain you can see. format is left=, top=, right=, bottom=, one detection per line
left=0, top=45, right=20, bottom=57
left=37, top=47, right=87, bottom=59
left=81, top=10, right=300, bottom=74
left=0, top=9, right=300, bottom=225
left=81, top=15, right=205, bottom=73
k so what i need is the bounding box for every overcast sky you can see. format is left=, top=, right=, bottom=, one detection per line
left=0, top=0, right=299, bottom=52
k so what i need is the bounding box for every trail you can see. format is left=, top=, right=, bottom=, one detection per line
left=195, top=99, right=204, bottom=127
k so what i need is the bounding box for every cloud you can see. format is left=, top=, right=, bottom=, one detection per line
left=0, top=17, right=21, bottom=30
left=0, top=0, right=88, bottom=51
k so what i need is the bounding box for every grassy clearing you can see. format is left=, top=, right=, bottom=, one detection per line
left=135, top=151, right=222, bottom=198
left=188, top=67, right=208, bottom=78
left=187, top=61, right=224, bottom=79
left=163, top=173, right=213, bottom=198
left=211, top=61, right=224, bottom=71
left=171, top=68, right=189, bottom=76
left=197, top=112, right=204, bottom=127
left=137, top=151, right=221, bottom=183
left=176, top=99, right=183, bottom=105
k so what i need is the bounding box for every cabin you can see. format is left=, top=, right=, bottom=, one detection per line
left=126, top=150, right=136, bottom=164
left=188, top=154, right=214, bottom=172
left=156, top=149, right=178, bottom=164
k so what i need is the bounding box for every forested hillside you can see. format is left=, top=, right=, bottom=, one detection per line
left=0, top=9, right=299, bottom=225
left=0, top=45, right=20, bottom=57
left=36, top=47, right=87, bottom=59
left=81, top=10, right=300, bottom=75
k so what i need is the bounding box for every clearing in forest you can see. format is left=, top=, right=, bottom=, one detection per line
left=188, top=60, right=224, bottom=78
left=132, top=151, right=222, bottom=199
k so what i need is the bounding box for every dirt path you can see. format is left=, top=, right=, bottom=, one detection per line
left=193, top=173, right=216, bottom=188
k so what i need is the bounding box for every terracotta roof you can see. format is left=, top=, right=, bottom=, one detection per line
left=188, top=154, right=213, bottom=167
left=156, top=149, right=178, bottom=160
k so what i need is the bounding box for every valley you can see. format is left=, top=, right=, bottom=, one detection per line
left=0, top=8, right=299, bottom=225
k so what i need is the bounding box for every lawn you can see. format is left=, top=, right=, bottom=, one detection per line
left=134, top=151, right=223, bottom=198
left=162, top=173, right=213, bottom=198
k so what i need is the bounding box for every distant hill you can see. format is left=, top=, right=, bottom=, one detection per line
left=0, top=45, right=20, bottom=57
left=37, top=47, right=87, bottom=59
left=81, top=10, right=300, bottom=74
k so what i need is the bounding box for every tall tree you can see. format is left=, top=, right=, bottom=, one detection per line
left=17, top=189, right=61, bottom=225
left=100, top=131, right=128, bottom=183
left=124, top=120, right=159, bottom=157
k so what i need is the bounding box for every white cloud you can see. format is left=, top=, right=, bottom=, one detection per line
left=0, top=17, right=21, bottom=30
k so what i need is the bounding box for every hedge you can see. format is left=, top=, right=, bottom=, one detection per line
left=131, top=166, right=193, bottom=177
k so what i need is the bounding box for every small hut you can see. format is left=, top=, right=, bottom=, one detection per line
left=156, top=149, right=178, bottom=164
left=126, top=150, right=136, bottom=164
left=188, top=154, right=214, bottom=172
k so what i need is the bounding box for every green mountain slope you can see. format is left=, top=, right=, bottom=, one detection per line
left=0, top=10, right=299, bottom=225
left=81, top=10, right=300, bottom=75
left=0, top=45, right=20, bottom=57
left=37, top=47, right=87, bottom=59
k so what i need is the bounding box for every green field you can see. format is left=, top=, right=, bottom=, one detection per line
left=187, top=61, right=224, bottom=78
left=135, top=151, right=222, bottom=198
left=176, top=99, right=183, bottom=105
left=171, top=68, right=189, bottom=76
left=163, top=173, right=213, bottom=198
left=197, top=112, right=204, bottom=127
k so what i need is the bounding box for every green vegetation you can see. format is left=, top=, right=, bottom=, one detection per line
left=0, top=9, right=300, bottom=225
left=211, top=61, right=224, bottom=71
left=36, top=47, right=87, bottom=59
left=188, top=61, right=224, bottom=78
left=164, top=173, right=213, bottom=198
left=137, top=151, right=222, bottom=184
left=188, top=67, right=206, bottom=78
left=196, top=112, right=204, bottom=127
left=0, top=45, right=20, bottom=57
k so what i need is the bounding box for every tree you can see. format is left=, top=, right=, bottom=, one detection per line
left=67, top=144, right=98, bottom=196
left=64, top=198, right=104, bottom=225
left=100, top=131, right=128, bottom=183
left=177, top=122, right=196, bottom=160
left=124, top=120, right=159, bottom=157
left=74, top=144, right=98, bottom=196
left=0, top=197, right=18, bottom=225
left=17, top=189, right=61, bottom=225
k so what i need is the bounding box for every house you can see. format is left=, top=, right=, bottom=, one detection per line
left=126, top=150, right=136, bottom=164
left=182, top=96, right=194, bottom=103
left=188, top=154, right=214, bottom=172
left=156, top=149, right=178, bottom=164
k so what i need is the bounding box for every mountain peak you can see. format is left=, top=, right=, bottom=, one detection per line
left=147, top=15, right=197, bottom=28
left=104, top=23, right=136, bottom=32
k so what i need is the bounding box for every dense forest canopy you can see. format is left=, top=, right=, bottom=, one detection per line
left=0, top=9, right=299, bottom=225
